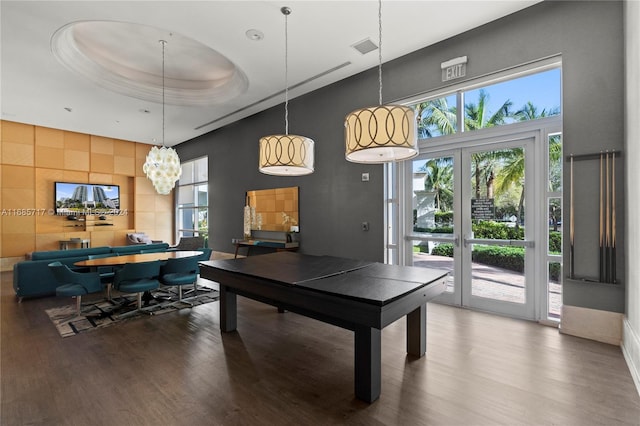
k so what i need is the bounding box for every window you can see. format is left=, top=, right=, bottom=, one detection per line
left=413, top=68, right=561, bottom=140
left=176, top=157, right=208, bottom=242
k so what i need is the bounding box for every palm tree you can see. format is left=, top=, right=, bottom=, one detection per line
left=495, top=147, right=525, bottom=228
left=465, top=90, right=515, bottom=199
left=421, top=158, right=454, bottom=211
left=415, top=98, right=456, bottom=138
left=514, top=102, right=560, bottom=121
left=495, top=104, right=562, bottom=228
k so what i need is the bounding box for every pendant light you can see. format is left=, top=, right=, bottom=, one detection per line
left=344, top=0, right=418, bottom=163
left=142, top=40, right=182, bottom=194
left=259, top=6, right=314, bottom=176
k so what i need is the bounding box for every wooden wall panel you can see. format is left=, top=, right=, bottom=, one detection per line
left=1, top=120, right=175, bottom=269
left=2, top=165, right=34, bottom=190
left=64, top=132, right=90, bottom=151
left=35, top=127, right=64, bottom=148
left=36, top=146, right=64, bottom=169
left=35, top=233, right=65, bottom=252
left=90, top=153, right=114, bottom=174
left=89, top=173, right=113, bottom=184
left=2, top=142, right=34, bottom=166
left=114, top=139, right=135, bottom=156
left=91, top=136, right=114, bottom=154
left=64, top=149, right=90, bottom=171
left=114, top=156, right=135, bottom=176
left=2, top=121, right=34, bottom=144
left=2, top=233, right=35, bottom=257
left=89, top=230, right=115, bottom=248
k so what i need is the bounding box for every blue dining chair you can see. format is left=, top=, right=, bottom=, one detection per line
left=113, top=260, right=161, bottom=315
left=159, top=256, right=200, bottom=305
left=183, top=248, right=213, bottom=298
left=48, top=261, right=104, bottom=316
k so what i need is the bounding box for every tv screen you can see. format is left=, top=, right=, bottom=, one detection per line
left=54, top=182, right=120, bottom=215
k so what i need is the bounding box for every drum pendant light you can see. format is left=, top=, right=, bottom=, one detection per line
left=344, top=0, right=418, bottom=163
left=259, top=7, right=314, bottom=176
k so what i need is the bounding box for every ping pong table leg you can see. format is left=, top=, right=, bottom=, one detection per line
left=406, top=304, right=426, bottom=357
left=354, top=325, right=381, bottom=403
left=220, top=285, right=237, bottom=332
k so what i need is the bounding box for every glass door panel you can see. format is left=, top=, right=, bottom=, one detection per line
left=407, top=138, right=536, bottom=319
left=408, top=153, right=460, bottom=303
left=461, top=140, right=535, bottom=319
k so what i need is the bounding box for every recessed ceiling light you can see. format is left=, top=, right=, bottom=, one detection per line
left=246, top=29, right=264, bottom=41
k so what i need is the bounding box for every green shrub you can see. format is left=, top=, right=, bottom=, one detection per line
left=472, top=221, right=524, bottom=240
left=413, top=226, right=454, bottom=234
left=431, top=243, right=454, bottom=257
left=435, top=211, right=453, bottom=226
left=549, top=231, right=561, bottom=253
left=549, top=262, right=561, bottom=281
left=472, top=245, right=524, bottom=273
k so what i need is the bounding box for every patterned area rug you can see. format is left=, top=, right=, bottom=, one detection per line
left=45, top=286, right=219, bottom=338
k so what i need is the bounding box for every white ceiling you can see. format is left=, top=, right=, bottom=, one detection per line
left=0, top=1, right=541, bottom=147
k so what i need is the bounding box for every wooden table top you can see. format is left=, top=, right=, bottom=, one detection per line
left=74, top=250, right=203, bottom=267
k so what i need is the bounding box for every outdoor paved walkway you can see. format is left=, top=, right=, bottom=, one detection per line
left=413, top=253, right=562, bottom=318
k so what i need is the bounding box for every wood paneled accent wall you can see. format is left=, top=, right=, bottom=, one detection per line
left=0, top=120, right=174, bottom=271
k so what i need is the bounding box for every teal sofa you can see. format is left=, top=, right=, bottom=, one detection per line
left=13, top=243, right=170, bottom=301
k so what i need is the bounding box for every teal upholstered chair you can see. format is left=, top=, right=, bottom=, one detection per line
left=179, top=248, right=212, bottom=299
left=48, top=261, right=104, bottom=316
left=197, top=247, right=213, bottom=262
left=113, top=260, right=161, bottom=314
left=160, top=256, right=200, bottom=304
left=87, top=253, right=119, bottom=301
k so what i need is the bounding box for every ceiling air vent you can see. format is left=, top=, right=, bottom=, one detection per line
left=351, top=38, right=378, bottom=55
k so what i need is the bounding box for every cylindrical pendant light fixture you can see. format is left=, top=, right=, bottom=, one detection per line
left=344, top=0, right=417, bottom=163
left=259, top=6, right=314, bottom=176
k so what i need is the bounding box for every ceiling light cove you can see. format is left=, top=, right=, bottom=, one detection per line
left=51, top=21, right=249, bottom=107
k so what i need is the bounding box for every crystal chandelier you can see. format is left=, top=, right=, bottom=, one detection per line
left=143, top=40, right=182, bottom=194
left=344, top=0, right=418, bottom=163
left=258, top=7, right=314, bottom=176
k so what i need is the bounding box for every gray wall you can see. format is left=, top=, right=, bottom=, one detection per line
left=623, top=0, right=640, bottom=378
left=177, top=1, right=625, bottom=311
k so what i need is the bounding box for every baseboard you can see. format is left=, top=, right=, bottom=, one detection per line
left=560, top=305, right=623, bottom=345
left=622, top=318, right=640, bottom=397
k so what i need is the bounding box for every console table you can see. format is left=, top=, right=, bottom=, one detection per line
left=232, top=238, right=299, bottom=258
left=59, top=239, right=90, bottom=250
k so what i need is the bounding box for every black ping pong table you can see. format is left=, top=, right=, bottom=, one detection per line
left=199, top=251, right=447, bottom=403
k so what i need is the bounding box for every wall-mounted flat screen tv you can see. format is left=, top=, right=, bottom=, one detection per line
left=54, top=182, right=120, bottom=215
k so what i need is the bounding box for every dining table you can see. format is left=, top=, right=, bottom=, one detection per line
left=73, top=250, right=204, bottom=268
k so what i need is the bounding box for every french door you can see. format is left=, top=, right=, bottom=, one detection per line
left=405, top=136, right=537, bottom=319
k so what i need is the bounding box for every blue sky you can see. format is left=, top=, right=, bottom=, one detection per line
left=466, top=68, right=561, bottom=116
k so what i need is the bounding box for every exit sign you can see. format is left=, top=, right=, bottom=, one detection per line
left=441, top=56, right=467, bottom=82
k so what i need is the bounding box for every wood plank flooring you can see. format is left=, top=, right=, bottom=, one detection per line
left=1, top=270, right=639, bottom=425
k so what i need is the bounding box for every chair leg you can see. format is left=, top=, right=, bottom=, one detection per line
left=75, top=295, right=82, bottom=316
left=106, top=283, right=113, bottom=301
